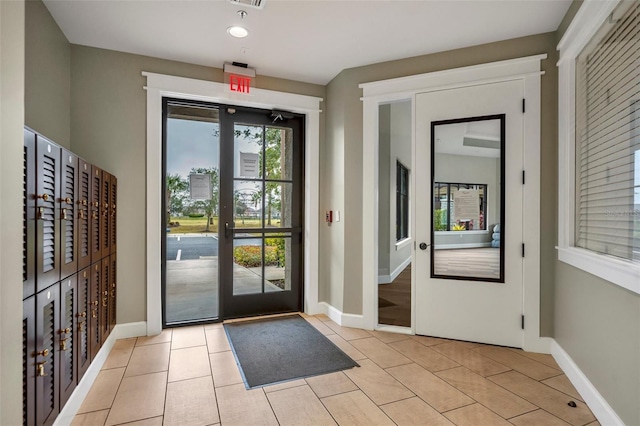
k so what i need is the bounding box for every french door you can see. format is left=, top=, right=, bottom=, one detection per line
left=219, top=106, right=304, bottom=318
left=162, top=100, right=304, bottom=325
left=414, top=80, right=525, bottom=347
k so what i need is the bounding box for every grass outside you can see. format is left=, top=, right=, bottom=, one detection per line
left=167, top=215, right=280, bottom=234
left=167, top=216, right=218, bottom=234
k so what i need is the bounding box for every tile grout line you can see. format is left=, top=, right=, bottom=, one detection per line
left=437, top=399, right=477, bottom=415
left=473, top=345, right=563, bottom=377
left=78, top=318, right=594, bottom=426
left=260, top=386, right=283, bottom=425
left=428, top=341, right=513, bottom=374
left=158, top=337, right=171, bottom=425
left=506, top=406, right=570, bottom=423
left=446, top=365, right=586, bottom=423
left=264, top=382, right=308, bottom=394
left=304, top=371, right=361, bottom=400
left=101, top=338, right=136, bottom=426
left=203, top=328, right=223, bottom=425
left=376, top=394, right=419, bottom=409
left=488, top=372, right=589, bottom=409
left=435, top=366, right=532, bottom=413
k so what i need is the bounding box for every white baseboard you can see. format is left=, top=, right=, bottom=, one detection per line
left=318, top=302, right=368, bottom=329
left=341, top=313, right=367, bottom=329
left=54, top=322, right=148, bottom=426
left=114, top=321, right=148, bottom=339
left=550, top=339, right=624, bottom=426
left=378, top=256, right=411, bottom=284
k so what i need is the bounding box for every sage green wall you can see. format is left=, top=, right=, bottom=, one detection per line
left=70, top=45, right=325, bottom=323
left=25, top=0, right=70, bottom=148
left=552, top=2, right=640, bottom=424
left=320, top=71, right=347, bottom=310
left=1, top=1, right=26, bottom=424
left=378, top=104, right=391, bottom=276
left=557, top=0, right=583, bottom=40
left=325, top=32, right=559, bottom=331
left=555, top=263, right=640, bottom=424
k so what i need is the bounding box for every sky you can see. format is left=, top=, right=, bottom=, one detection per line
left=166, top=118, right=264, bottom=203
left=166, top=119, right=219, bottom=178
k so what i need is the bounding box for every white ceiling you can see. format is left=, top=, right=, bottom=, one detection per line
left=435, top=120, right=501, bottom=158
left=43, top=0, right=572, bottom=85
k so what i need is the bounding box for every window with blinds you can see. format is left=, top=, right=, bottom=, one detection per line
left=574, top=0, right=640, bottom=262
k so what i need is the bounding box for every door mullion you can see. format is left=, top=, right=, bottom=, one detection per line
left=219, top=107, right=237, bottom=319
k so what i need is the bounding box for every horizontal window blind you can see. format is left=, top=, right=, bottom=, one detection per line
left=575, top=0, right=640, bottom=261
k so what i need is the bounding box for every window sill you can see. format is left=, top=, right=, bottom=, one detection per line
left=557, top=246, right=640, bottom=295
left=395, top=238, right=412, bottom=251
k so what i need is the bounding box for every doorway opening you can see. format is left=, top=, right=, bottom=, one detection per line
left=377, top=101, right=413, bottom=328
left=162, top=99, right=304, bottom=326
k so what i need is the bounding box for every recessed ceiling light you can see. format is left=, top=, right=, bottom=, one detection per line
left=227, top=26, right=249, bottom=38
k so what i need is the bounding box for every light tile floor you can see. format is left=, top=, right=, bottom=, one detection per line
left=72, top=314, right=599, bottom=426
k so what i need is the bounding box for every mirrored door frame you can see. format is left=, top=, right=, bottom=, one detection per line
left=360, top=56, right=546, bottom=352
left=430, top=114, right=506, bottom=283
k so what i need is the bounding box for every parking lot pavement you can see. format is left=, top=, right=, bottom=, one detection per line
left=166, top=234, right=261, bottom=260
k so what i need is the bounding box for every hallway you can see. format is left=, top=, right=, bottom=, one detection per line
left=72, top=314, right=596, bottom=426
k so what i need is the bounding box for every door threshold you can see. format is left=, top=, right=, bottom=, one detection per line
left=375, top=324, right=413, bottom=335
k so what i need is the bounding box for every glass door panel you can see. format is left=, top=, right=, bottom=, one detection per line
left=163, top=101, right=220, bottom=325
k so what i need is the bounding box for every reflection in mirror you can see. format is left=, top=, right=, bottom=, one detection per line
left=431, top=116, right=504, bottom=281
left=378, top=101, right=412, bottom=327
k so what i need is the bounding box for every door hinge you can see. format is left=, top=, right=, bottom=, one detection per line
left=522, top=170, right=525, bottom=184
left=521, top=315, right=525, bottom=330
left=522, top=98, right=526, bottom=113
left=522, top=243, right=525, bottom=257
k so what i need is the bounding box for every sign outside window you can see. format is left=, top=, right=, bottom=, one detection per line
left=189, top=174, right=212, bottom=200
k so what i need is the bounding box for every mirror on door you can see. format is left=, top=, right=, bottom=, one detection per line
left=378, top=101, right=412, bottom=327
left=431, top=116, right=505, bottom=282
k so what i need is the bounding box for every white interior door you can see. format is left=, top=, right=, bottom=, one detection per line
left=415, top=80, right=524, bottom=347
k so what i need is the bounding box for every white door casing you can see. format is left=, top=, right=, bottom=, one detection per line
left=415, top=80, right=524, bottom=348
left=361, top=54, right=547, bottom=352
left=143, top=72, right=322, bottom=335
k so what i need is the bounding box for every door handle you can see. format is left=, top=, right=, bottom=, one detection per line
left=225, top=222, right=234, bottom=238
left=419, top=242, right=430, bottom=250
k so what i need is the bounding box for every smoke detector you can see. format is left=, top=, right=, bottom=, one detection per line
left=227, top=0, right=265, bottom=10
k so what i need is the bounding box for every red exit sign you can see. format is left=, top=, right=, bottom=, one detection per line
left=229, top=74, right=251, bottom=93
